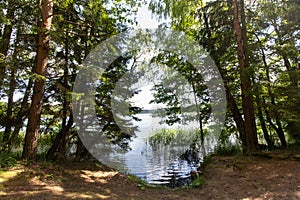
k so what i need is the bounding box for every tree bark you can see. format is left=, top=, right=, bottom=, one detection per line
left=0, top=1, right=14, bottom=93
left=75, top=101, right=87, bottom=160
left=46, top=113, right=73, bottom=160
left=2, top=66, right=16, bottom=151
left=8, top=77, right=33, bottom=152
left=2, top=26, right=22, bottom=152
left=232, top=0, right=258, bottom=150
left=202, top=10, right=246, bottom=145
left=255, top=33, right=287, bottom=147
left=60, top=29, right=70, bottom=155
left=261, top=42, right=287, bottom=147
left=256, top=95, right=273, bottom=148
left=22, top=0, right=53, bottom=159
left=224, top=84, right=246, bottom=145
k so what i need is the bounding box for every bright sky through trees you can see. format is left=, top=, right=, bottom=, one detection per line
left=132, top=0, right=215, bottom=109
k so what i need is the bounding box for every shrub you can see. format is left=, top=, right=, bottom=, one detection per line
left=0, top=153, right=19, bottom=169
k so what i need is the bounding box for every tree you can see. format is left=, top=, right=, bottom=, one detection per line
left=232, top=0, right=258, bottom=150
left=149, top=51, right=211, bottom=145
left=197, top=0, right=247, bottom=147
left=149, top=0, right=253, bottom=149
left=0, top=0, right=15, bottom=94
left=0, top=0, right=297, bottom=160
left=44, top=0, right=140, bottom=159
left=22, top=0, right=53, bottom=159
left=94, top=55, right=142, bottom=151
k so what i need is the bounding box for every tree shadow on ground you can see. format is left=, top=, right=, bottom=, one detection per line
left=0, top=153, right=300, bottom=200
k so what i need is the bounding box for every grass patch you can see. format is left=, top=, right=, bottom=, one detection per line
left=127, top=174, right=167, bottom=190
left=127, top=174, right=148, bottom=185
left=148, top=128, right=200, bottom=146
left=190, top=176, right=205, bottom=188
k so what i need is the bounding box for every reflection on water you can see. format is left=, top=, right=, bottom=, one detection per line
left=97, top=113, right=218, bottom=187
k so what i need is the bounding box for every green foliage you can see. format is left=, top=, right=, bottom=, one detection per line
left=37, top=134, right=53, bottom=154
left=0, top=102, right=7, bottom=127
left=127, top=174, right=147, bottom=185
left=217, top=128, right=242, bottom=155
left=0, top=152, right=20, bottom=169
left=286, top=122, right=300, bottom=144
left=11, top=132, right=25, bottom=151
left=148, top=128, right=201, bottom=146
left=0, top=53, right=5, bottom=63
left=149, top=0, right=299, bottom=149
left=201, top=154, right=213, bottom=168
left=0, top=0, right=298, bottom=166
left=215, top=144, right=242, bottom=156
left=95, top=55, right=142, bottom=151
left=149, top=51, right=211, bottom=129
left=0, top=0, right=142, bottom=158
left=29, top=73, right=46, bottom=82
left=190, top=176, right=205, bottom=188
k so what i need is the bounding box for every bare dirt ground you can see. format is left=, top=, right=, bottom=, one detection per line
left=1, top=149, right=300, bottom=200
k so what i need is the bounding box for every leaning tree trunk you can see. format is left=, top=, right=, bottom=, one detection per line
left=202, top=10, right=247, bottom=145
left=2, top=62, right=16, bottom=151
left=255, top=32, right=287, bottom=147
left=8, top=77, right=33, bottom=152
left=256, top=95, right=273, bottom=148
left=261, top=44, right=287, bottom=147
left=232, top=0, right=258, bottom=150
left=2, top=27, right=22, bottom=152
left=22, top=0, right=53, bottom=159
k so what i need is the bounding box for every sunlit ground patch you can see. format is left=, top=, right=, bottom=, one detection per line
left=0, top=169, right=23, bottom=183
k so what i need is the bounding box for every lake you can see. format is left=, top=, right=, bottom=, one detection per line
left=99, top=113, right=217, bottom=187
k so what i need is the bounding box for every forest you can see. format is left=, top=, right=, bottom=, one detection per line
left=0, top=0, right=299, bottom=199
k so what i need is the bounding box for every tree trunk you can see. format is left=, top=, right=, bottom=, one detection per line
left=261, top=43, right=287, bottom=147
left=202, top=10, right=246, bottom=145
left=255, top=33, right=287, bottom=147
left=60, top=29, right=70, bottom=155
left=22, top=0, right=53, bottom=159
left=191, top=77, right=204, bottom=145
left=270, top=22, right=294, bottom=147
left=264, top=97, right=287, bottom=147
left=233, top=0, right=258, bottom=150
left=2, top=27, right=22, bottom=152
left=225, top=85, right=246, bottom=145
left=272, top=21, right=298, bottom=86
left=256, top=95, right=273, bottom=148
left=46, top=113, right=73, bottom=160
left=275, top=121, right=287, bottom=147
left=75, top=101, right=87, bottom=160
left=8, top=77, right=33, bottom=152
left=0, top=1, right=14, bottom=93
left=2, top=65, right=16, bottom=151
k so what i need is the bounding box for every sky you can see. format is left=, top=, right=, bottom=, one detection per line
left=129, top=3, right=167, bottom=109
left=135, top=3, right=169, bottom=29
left=135, top=0, right=214, bottom=29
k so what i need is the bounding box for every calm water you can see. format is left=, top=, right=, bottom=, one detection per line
left=108, top=113, right=217, bottom=186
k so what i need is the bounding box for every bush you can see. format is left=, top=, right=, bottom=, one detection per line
left=0, top=153, right=19, bottom=169
left=215, top=144, right=242, bottom=156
